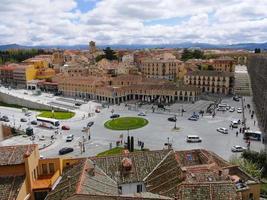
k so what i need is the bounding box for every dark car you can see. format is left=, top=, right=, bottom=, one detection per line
left=31, top=120, right=38, bottom=125
left=95, top=109, right=100, bottom=113
left=75, top=103, right=82, bottom=106
left=87, top=121, right=94, bottom=127
left=168, top=117, right=177, bottom=122
left=62, top=125, right=70, bottom=130
left=59, top=147, right=74, bottom=155
left=110, top=114, right=120, bottom=119
left=1, top=116, right=9, bottom=122
left=20, top=118, right=27, bottom=122
left=233, top=96, right=240, bottom=102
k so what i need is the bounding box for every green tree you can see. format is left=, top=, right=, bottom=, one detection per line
left=255, top=48, right=261, bottom=53
left=103, top=47, right=118, bottom=60
left=230, top=155, right=261, bottom=179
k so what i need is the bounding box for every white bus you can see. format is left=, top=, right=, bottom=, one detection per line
left=244, top=130, right=262, bottom=141
left=36, top=117, right=60, bottom=129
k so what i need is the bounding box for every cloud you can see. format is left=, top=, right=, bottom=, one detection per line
left=0, top=0, right=267, bottom=45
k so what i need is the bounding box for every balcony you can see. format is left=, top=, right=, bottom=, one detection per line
left=32, top=170, right=60, bottom=190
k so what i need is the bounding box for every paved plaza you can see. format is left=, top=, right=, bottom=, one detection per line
left=0, top=94, right=265, bottom=160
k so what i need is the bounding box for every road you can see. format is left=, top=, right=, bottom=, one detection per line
left=0, top=96, right=264, bottom=160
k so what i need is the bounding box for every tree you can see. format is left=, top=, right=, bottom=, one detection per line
left=230, top=155, right=262, bottom=179
left=207, top=65, right=214, bottom=70
left=181, top=49, right=204, bottom=61
left=103, top=47, right=118, bottom=60
left=255, top=48, right=261, bottom=53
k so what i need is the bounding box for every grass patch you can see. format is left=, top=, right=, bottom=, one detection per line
left=104, top=117, right=148, bottom=130
left=97, top=147, right=145, bottom=157
left=38, top=111, right=75, bottom=120
left=261, top=183, right=267, bottom=194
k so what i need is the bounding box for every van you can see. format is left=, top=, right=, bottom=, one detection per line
left=231, top=120, right=239, bottom=128
left=186, top=135, right=202, bottom=143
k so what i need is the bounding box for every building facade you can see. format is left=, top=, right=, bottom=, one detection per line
left=184, top=71, right=234, bottom=95
left=140, top=59, right=183, bottom=80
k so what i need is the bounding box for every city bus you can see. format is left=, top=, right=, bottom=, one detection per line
left=243, top=130, right=262, bottom=141
left=36, top=117, right=60, bottom=129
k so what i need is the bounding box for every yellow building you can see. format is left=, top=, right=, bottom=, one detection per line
left=0, top=144, right=83, bottom=200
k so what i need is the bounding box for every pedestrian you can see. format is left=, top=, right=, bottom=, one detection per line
left=254, top=120, right=256, bottom=126
left=239, top=128, right=241, bottom=133
left=236, top=131, right=238, bottom=137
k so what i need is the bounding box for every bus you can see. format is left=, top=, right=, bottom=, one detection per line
left=243, top=130, right=262, bottom=141
left=36, top=117, right=60, bottom=129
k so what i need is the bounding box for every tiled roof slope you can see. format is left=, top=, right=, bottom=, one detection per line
left=45, top=158, right=86, bottom=200
left=0, top=144, right=37, bottom=165
left=0, top=176, right=25, bottom=200
left=91, top=150, right=171, bottom=184
left=176, top=182, right=241, bottom=200
left=66, top=193, right=173, bottom=200
left=144, top=151, right=183, bottom=197
left=46, top=158, right=118, bottom=200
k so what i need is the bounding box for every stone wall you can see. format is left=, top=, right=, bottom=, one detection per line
left=0, top=91, right=64, bottom=111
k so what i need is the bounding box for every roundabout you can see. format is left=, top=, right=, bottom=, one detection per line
left=104, top=117, right=149, bottom=130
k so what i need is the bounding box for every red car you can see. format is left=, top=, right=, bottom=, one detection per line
left=62, top=125, right=70, bottom=130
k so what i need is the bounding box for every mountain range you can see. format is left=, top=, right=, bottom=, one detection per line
left=0, top=42, right=267, bottom=51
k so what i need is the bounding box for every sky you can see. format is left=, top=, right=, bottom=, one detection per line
left=1, top=0, right=267, bottom=46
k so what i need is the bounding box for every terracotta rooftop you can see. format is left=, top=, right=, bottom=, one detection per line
left=0, top=144, right=37, bottom=166
left=90, top=150, right=171, bottom=185
left=45, top=158, right=118, bottom=200
left=0, top=175, right=25, bottom=200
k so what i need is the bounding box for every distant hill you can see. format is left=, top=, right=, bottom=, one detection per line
left=1, top=42, right=267, bottom=51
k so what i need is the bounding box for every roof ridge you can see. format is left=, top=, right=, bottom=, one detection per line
left=75, top=159, right=88, bottom=194
left=143, top=150, right=174, bottom=182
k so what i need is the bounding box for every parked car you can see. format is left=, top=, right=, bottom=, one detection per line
left=237, top=108, right=243, bottom=113
left=231, top=120, right=240, bottom=128
left=217, top=107, right=227, bottom=111
left=87, top=121, right=94, bottom=127
left=25, top=112, right=32, bottom=117
left=168, top=116, right=177, bottom=122
left=95, top=109, right=100, bottom=113
left=75, top=103, right=82, bottom=106
left=20, top=118, right=27, bottom=122
left=188, top=116, right=199, bottom=121
left=233, top=96, right=240, bottom=102
left=110, top=114, right=120, bottom=119
left=138, top=112, right=146, bottom=116
left=39, top=135, right=45, bottom=141
left=31, top=120, right=38, bottom=125
left=231, top=145, right=246, bottom=152
left=62, top=125, right=70, bottom=130
left=186, top=135, right=202, bottom=143
left=66, top=134, right=74, bottom=142
left=229, top=107, right=235, bottom=112
left=0, top=116, right=9, bottom=122
left=59, top=147, right=74, bottom=155
left=217, top=127, right=228, bottom=134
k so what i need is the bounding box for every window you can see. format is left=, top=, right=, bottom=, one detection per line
left=249, top=193, right=254, bottom=200
left=137, top=184, right=143, bottom=193
left=42, top=164, right=48, bottom=175
left=49, top=163, right=55, bottom=174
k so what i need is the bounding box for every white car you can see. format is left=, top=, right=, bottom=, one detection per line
left=39, top=136, right=45, bottom=141
left=217, top=107, right=227, bottom=111
left=231, top=145, right=246, bottom=152
left=66, top=134, right=74, bottom=142
left=186, top=135, right=202, bottom=143
left=217, top=127, right=228, bottom=134
left=237, top=108, right=243, bottom=113
left=229, top=107, right=235, bottom=112
left=138, top=112, right=146, bottom=116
